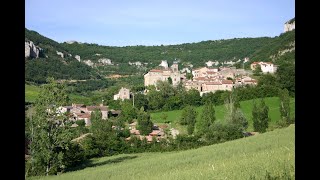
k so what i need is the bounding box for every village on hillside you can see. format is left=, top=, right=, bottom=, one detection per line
left=57, top=59, right=277, bottom=142
left=144, top=59, right=277, bottom=95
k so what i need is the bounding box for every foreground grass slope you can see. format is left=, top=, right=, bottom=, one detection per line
left=151, top=97, right=295, bottom=132
left=30, top=125, right=295, bottom=180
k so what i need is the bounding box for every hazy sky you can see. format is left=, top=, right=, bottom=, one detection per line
left=26, top=0, right=295, bottom=46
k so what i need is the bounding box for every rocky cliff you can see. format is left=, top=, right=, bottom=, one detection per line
left=284, top=18, right=295, bottom=32
left=25, top=41, right=43, bottom=58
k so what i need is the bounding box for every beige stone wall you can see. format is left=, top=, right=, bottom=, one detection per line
left=101, top=111, right=108, bottom=120
left=144, top=72, right=163, bottom=86
left=119, top=88, right=130, bottom=100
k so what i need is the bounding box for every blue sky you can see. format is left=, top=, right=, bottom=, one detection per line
left=26, top=0, right=295, bottom=46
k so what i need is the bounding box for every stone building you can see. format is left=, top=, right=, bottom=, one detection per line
left=144, top=62, right=185, bottom=87
left=114, top=87, right=130, bottom=101
left=251, top=62, right=276, bottom=74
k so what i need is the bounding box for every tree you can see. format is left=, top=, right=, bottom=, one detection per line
left=196, top=102, right=216, bottom=135
left=27, top=78, right=75, bottom=176
left=279, top=88, right=291, bottom=125
left=180, top=106, right=198, bottom=135
left=89, top=109, right=114, bottom=157
left=183, top=89, right=202, bottom=106
left=276, top=63, right=295, bottom=95
left=137, top=108, right=153, bottom=135
left=224, top=93, right=248, bottom=132
left=253, top=65, right=262, bottom=76
left=119, top=101, right=137, bottom=123
left=252, top=99, right=270, bottom=133
left=257, top=73, right=277, bottom=87
left=186, top=72, right=193, bottom=80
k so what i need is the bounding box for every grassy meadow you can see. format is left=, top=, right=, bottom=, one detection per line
left=151, top=97, right=295, bottom=132
left=25, top=84, right=92, bottom=104
left=25, top=84, right=41, bottom=102
left=29, top=124, right=295, bottom=180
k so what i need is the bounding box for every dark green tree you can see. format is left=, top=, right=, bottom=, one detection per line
left=137, top=108, right=153, bottom=135
left=279, top=88, right=291, bottom=125
left=180, top=105, right=198, bottom=135
left=252, top=99, right=270, bottom=133
left=253, top=65, right=262, bottom=76
left=119, top=101, right=137, bottom=123
left=196, top=102, right=216, bottom=135
left=276, top=62, right=295, bottom=95
left=224, top=93, right=248, bottom=132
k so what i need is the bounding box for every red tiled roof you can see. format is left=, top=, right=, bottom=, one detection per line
left=149, top=130, right=161, bottom=136
left=130, top=129, right=140, bottom=135
left=222, top=80, right=233, bottom=84
left=204, top=82, right=222, bottom=85
left=207, top=71, right=216, bottom=74
left=194, top=77, right=206, bottom=80
left=145, top=135, right=154, bottom=142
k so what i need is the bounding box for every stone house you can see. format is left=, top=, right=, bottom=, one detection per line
left=251, top=62, right=276, bottom=74
left=144, top=62, right=184, bottom=87
left=114, top=87, right=130, bottom=101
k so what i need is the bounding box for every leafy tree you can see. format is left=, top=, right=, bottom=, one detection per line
left=183, top=89, right=202, bottom=106
left=196, top=102, right=216, bottom=135
left=134, top=93, right=148, bottom=111
left=224, top=93, right=248, bottom=132
left=27, top=78, right=75, bottom=176
left=137, top=108, right=153, bottom=135
left=119, top=101, right=137, bottom=123
left=252, top=99, right=270, bottom=133
left=276, top=63, right=295, bottom=95
left=186, top=72, right=193, bottom=80
left=253, top=65, right=262, bottom=76
left=89, top=109, right=115, bottom=156
left=279, top=88, right=291, bottom=125
left=257, top=73, right=277, bottom=87
left=180, top=106, right=198, bottom=135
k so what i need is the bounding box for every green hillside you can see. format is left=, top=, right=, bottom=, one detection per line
left=61, top=37, right=274, bottom=67
left=29, top=125, right=295, bottom=180
left=151, top=97, right=295, bottom=132
left=25, top=28, right=295, bottom=84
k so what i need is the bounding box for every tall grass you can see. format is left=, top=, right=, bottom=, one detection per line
left=29, top=125, right=295, bottom=180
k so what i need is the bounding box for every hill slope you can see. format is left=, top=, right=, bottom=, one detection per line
left=25, top=27, right=295, bottom=83
left=29, top=125, right=295, bottom=180
left=25, top=28, right=99, bottom=84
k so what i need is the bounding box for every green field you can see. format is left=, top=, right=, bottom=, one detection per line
left=151, top=97, right=295, bottom=132
left=25, top=84, right=41, bottom=102
left=25, top=84, right=92, bottom=104
left=29, top=125, right=295, bottom=180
